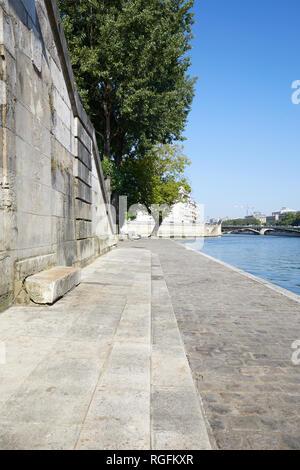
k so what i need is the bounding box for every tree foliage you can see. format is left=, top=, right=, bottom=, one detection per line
left=102, top=143, right=191, bottom=213
left=276, top=212, right=300, bottom=226
left=58, top=0, right=196, bottom=166
left=223, top=218, right=261, bottom=226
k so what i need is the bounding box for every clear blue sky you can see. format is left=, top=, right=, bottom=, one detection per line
left=184, top=0, right=300, bottom=220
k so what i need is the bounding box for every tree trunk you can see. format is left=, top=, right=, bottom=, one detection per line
left=112, top=192, right=120, bottom=233
left=150, top=211, right=163, bottom=237
left=111, top=135, right=124, bottom=232
left=114, top=153, right=122, bottom=169
left=113, top=133, right=125, bottom=169
left=103, top=102, right=111, bottom=160
left=103, top=97, right=111, bottom=158
left=104, top=175, right=111, bottom=204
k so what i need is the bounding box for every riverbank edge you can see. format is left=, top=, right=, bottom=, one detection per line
left=176, top=240, right=300, bottom=305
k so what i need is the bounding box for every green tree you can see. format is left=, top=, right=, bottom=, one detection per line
left=102, top=143, right=191, bottom=234
left=223, top=218, right=261, bottom=226
left=278, top=212, right=300, bottom=226
left=58, top=0, right=196, bottom=167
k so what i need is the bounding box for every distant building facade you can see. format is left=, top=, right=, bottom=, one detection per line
left=218, top=207, right=299, bottom=226
left=164, top=188, right=202, bottom=225
left=126, top=188, right=202, bottom=227
left=122, top=189, right=221, bottom=238
left=245, top=212, right=267, bottom=224
left=272, top=207, right=297, bottom=220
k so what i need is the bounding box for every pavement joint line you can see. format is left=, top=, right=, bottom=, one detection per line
left=120, top=239, right=300, bottom=449
left=73, top=279, right=135, bottom=449
left=150, top=253, right=154, bottom=450
left=75, top=249, right=152, bottom=450
left=150, top=252, right=212, bottom=450
left=80, top=282, right=121, bottom=286
left=6, top=241, right=300, bottom=449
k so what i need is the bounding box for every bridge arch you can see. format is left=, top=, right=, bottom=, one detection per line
left=259, top=228, right=274, bottom=235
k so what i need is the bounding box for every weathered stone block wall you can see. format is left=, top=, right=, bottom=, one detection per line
left=0, top=0, right=116, bottom=310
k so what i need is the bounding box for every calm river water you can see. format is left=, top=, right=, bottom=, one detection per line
left=180, top=234, right=300, bottom=296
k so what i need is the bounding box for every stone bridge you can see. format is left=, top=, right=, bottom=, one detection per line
left=222, top=225, right=300, bottom=236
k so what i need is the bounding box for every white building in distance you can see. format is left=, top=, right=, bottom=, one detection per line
left=127, top=188, right=202, bottom=226
left=272, top=207, right=297, bottom=220
left=121, top=189, right=221, bottom=238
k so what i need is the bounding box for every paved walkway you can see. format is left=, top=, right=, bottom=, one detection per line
left=1, top=239, right=300, bottom=450
left=0, top=246, right=210, bottom=450
left=124, top=239, right=300, bottom=450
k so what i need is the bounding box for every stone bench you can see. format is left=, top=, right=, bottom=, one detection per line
left=25, top=267, right=81, bottom=305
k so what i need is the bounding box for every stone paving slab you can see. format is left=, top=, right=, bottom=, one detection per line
left=75, top=249, right=152, bottom=450
left=0, top=246, right=210, bottom=449
left=6, top=237, right=299, bottom=450
left=150, top=254, right=211, bottom=450
left=123, top=239, right=300, bottom=450
left=0, top=248, right=146, bottom=449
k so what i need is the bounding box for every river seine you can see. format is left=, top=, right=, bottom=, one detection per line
left=181, top=234, right=300, bottom=296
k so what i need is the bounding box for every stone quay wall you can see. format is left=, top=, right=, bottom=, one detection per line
left=0, top=0, right=117, bottom=311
